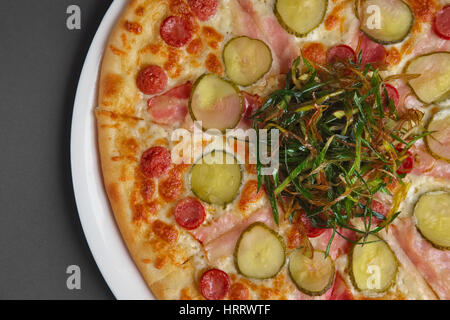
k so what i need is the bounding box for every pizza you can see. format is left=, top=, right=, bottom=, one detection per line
left=95, top=0, right=450, bottom=300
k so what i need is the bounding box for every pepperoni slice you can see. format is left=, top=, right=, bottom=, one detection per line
left=359, top=34, right=386, bottom=67
left=174, top=197, right=205, bottom=230
left=433, top=5, right=450, bottom=40
left=396, top=155, right=414, bottom=175
left=200, top=269, right=230, bottom=300
left=188, top=0, right=218, bottom=21
left=326, top=44, right=356, bottom=64
left=242, top=92, right=263, bottom=119
left=382, top=84, right=400, bottom=109
left=297, top=212, right=326, bottom=238
left=140, top=146, right=171, bottom=178
left=160, top=16, right=193, bottom=47
left=136, top=65, right=168, bottom=95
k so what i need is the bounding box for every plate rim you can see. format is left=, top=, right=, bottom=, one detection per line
left=70, top=0, right=153, bottom=300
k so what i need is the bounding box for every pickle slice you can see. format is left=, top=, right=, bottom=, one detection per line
left=223, top=36, right=273, bottom=87
left=349, top=234, right=398, bottom=293
left=405, top=52, right=450, bottom=104
left=190, top=150, right=242, bottom=206
left=359, top=0, right=413, bottom=44
left=425, top=109, right=450, bottom=163
left=235, top=222, right=286, bottom=279
left=414, top=191, right=450, bottom=250
left=274, top=0, right=328, bottom=37
left=288, top=250, right=335, bottom=296
left=189, top=74, right=243, bottom=131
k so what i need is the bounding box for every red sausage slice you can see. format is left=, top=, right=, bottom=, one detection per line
left=174, top=197, right=205, bottom=230
left=242, top=92, right=263, bottom=119
left=433, top=5, right=450, bottom=40
left=297, top=212, right=326, bottom=238
left=188, top=0, right=218, bottom=21
left=200, top=269, right=231, bottom=300
left=140, top=146, right=171, bottom=178
left=383, top=84, right=400, bottom=109
left=359, top=34, right=386, bottom=67
left=160, top=15, right=193, bottom=47
left=396, top=155, right=414, bottom=175
left=136, top=65, right=168, bottom=95
left=326, top=44, right=356, bottom=64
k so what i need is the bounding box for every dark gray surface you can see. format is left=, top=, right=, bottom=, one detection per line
left=0, top=0, right=114, bottom=299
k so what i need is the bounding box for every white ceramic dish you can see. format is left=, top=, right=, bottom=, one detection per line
left=70, top=0, right=153, bottom=300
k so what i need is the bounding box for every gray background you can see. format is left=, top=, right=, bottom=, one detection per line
left=0, top=0, right=115, bottom=299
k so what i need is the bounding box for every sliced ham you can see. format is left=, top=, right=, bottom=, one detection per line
left=329, top=272, right=354, bottom=300
left=315, top=227, right=358, bottom=260
left=358, top=33, right=386, bottom=67
left=202, top=206, right=275, bottom=263
left=147, top=82, right=192, bottom=125
left=391, top=216, right=450, bottom=299
left=410, top=141, right=450, bottom=180
left=259, top=15, right=300, bottom=73
left=190, top=211, right=242, bottom=244
left=411, top=27, right=450, bottom=56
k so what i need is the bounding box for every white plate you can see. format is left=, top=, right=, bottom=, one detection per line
left=70, top=0, right=153, bottom=300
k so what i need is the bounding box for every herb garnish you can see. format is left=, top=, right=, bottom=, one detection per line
left=253, top=55, right=429, bottom=256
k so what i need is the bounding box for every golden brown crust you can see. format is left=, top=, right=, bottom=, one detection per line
left=98, top=0, right=169, bottom=115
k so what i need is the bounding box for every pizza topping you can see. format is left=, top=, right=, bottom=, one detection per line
left=229, top=282, right=250, bottom=300
left=330, top=273, right=353, bottom=300
left=223, top=36, right=273, bottom=86
left=188, top=0, right=218, bottom=21
left=382, top=84, right=400, bottom=109
left=274, top=0, right=328, bottom=37
left=152, top=219, right=178, bottom=243
left=425, top=109, right=450, bottom=162
left=358, top=0, right=414, bottom=44
left=405, top=52, right=450, bottom=103
left=200, top=269, right=230, bottom=300
left=296, top=212, right=326, bottom=238
left=414, top=191, right=450, bottom=250
left=242, top=92, right=263, bottom=120
left=160, top=15, right=193, bottom=47
left=234, top=222, right=285, bottom=279
left=396, top=154, right=414, bottom=175
left=391, top=216, right=450, bottom=299
left=136, top=65, right=168, bottom=95
left=359, top=34, right=386, bottom=67
left=326, top=44, right=356, bottom=64
left=254, top=56, right=425, bottom=254
left=189, top=74, right=242, bottom=131
left=147, top=82, right=192, bottom=125
left=140, top=146, right=171, bottom=178
left=190, top=150, right=242, bottom=206
left=433, top=5, right=450, bottom=40
left=174, top=197, right=206, bottom=230
left=288, top=249, right=335, bottom=296
left=349, top=234, right=398, bottom=293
